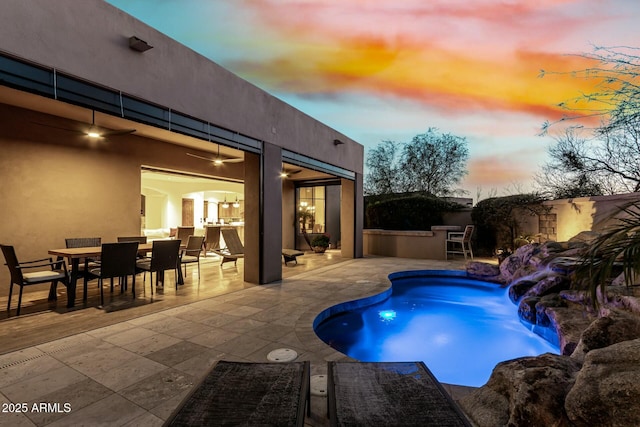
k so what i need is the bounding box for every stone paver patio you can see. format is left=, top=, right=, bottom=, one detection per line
left=0, top=256, right=477, bottom=426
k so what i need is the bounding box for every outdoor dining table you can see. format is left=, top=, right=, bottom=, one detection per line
left=48, top=242, right=184, bottom=308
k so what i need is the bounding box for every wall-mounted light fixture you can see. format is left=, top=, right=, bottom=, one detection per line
left=333, top=139, right=344, bottom=146
left=129, top=36, right=153, bottom=52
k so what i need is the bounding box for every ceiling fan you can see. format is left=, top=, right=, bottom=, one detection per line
left=186, top=144, right=243, bottom=165
left=281, top=166, right=303, bottom=177
left=33, top=110, right=136, bottom=139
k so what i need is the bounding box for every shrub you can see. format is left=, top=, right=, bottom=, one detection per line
left=365, top=194, right=461, bottom=231
left=472, top=194, right=547, bottom=256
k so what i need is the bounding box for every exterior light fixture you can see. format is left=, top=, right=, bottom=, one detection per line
left=333, top=139, right=344, bottom=146
left=129, top=36, right=153, bottom=52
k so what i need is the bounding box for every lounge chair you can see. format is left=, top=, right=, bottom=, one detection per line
left=214, top=228, right=245, bottom=266
left=164, top=360, right=310, bottom=426
left=282, top=249, right=304, bottom=265
left=327, top=361, right=471, bottom=426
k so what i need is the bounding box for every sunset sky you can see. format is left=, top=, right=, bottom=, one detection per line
left=107, top=0, right=639, bottom=199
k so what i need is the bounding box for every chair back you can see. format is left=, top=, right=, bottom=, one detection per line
left=99, top=242, right=139, bottom=278
left=150, top=239, right=181, bottom=271
left=221, top=228, right=244, bottom=255
left=176, top=226, right=195, bottom=243
left=463, top=225, right=475, bottom=242
left=185, top=235, right=205, bottom=257
left=117, top=236, right=148, bottom=244
left=65, top=237, right=101, bottom=248
left=1, top=244, right=23, bottom=283
left=204, top=225, right=221, bottom=250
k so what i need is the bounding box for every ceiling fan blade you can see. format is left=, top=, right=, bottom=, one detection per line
left=221, top=158, right=244, bottom=163
left=102, top=129, right=136, bottom=136
left=31, top=121, right=84, bottom=134
left=186, top=152, right=215, bottom=162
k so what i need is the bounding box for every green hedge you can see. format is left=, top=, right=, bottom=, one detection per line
left=471, top=194, right=547, bottom=256
left=365, top=194, right=461, bottom=231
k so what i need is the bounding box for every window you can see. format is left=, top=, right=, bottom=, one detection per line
left=297, top=186, right=325, bottom=234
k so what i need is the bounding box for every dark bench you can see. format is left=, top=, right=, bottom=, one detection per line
left=282, top=249, right=304, bottom=265
left=164, top=360, right=310, bottom=426
left=328, top=361, right=472, bottom=427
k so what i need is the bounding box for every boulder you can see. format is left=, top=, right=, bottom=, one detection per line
left=459, top=353, right=581, bottom=427
left=518, top=296, right=540, bottom=324
left=538, top=241, right=565, bottom=258
left=611, top=271, right=640, bottom=287
left=466, top=261, right=504, bottom=283
left=499, top=254, right=523, bottom=284
left=508, top=279, right=537, bottom=303
left=565, top=338, right=640, bottom=427
left=535, top=294, right=566, bottom=327
left=568, top=230, right=601, bottom=245
left=570, top=309, right=640, bottom=363
left=510, top=264, right=539, bottom=283
left=513, top=243, right=539, bottom=266
left=522, top=275, right=570, bottom=299
left=546, top=306, right=596, bottom=355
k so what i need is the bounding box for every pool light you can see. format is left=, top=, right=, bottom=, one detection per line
left=378, top=310, right=396, bottom=321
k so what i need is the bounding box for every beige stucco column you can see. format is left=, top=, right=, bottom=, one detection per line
left=244, top=143, right=283, bottom=284
left=340, top=173, right=364, bottom=258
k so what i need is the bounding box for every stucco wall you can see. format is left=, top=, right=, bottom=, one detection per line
left=514, top=193, right=640, bottom=242
left=0, top=0, right=363, bottom=174
left=363, top=229, right=449, bottom=260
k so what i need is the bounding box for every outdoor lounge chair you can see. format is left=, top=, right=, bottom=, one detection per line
left=164, top=360, right=310, bottom=426
left=446, top=225, right=474, bottom=260
left=327, top=361, right=471, bottom=427
left=214, top=228, right=245, bottom=266
left=282, top=249, right=304, bottom=265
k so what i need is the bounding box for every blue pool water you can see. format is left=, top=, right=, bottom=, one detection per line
left=314, top=271, right=559, bottom=387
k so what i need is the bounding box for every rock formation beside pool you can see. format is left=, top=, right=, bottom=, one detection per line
left=460, top=236, right=640, bottom=427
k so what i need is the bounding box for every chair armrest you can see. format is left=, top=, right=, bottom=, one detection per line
left=18, top=257, right=52, bottom=265
left=18, top=259, right=67, bottom=271
left=447, top=232, right=464, bottom=239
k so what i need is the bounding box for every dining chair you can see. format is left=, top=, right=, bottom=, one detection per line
left=118, top=236, right=149, bottom=259
left=65, top=237, right=101, bottom=301
left=445, top=225, right=475, bottom=260
left=117, top=236, right=148, bottom=244
left=1, top=244, right=70, bottom=316
left=136, top=239, right=181, bottom=292
left=176, top=226, right=195, bottom=244
left=87, top=241, right=139, bottom=307
left=180, top=235, right=205, bottom=279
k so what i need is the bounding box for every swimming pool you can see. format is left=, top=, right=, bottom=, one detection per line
left=314, top=270, right=559, bottom=387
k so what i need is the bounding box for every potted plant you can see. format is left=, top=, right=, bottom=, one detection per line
left=311, top=233, right=330, bottom=253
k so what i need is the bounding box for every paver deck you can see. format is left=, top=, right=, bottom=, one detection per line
left=0, top=254, right=478, bottom=426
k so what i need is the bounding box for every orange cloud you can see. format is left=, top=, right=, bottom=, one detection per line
left=466, top=154, right=538, bottom=189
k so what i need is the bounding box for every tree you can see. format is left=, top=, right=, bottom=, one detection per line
left=364, top=128, right=469, bottom=196
left=364, top=140, right=400, bottom=195
left=535, top=129, right=605, bottom=199
left=538, top=46, right=640, bottom=197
